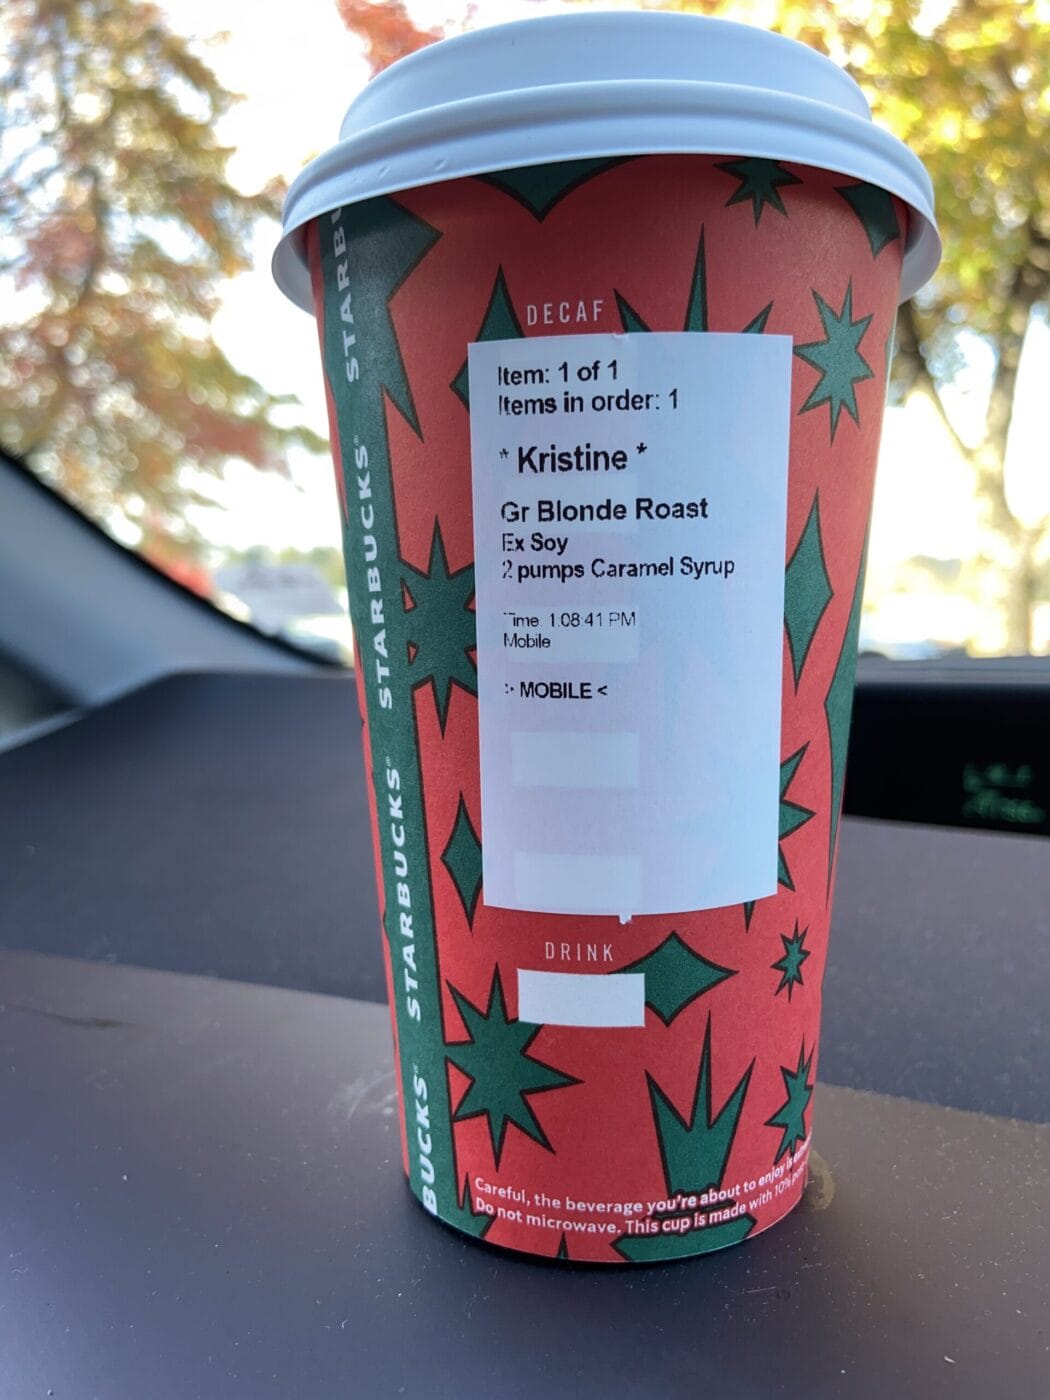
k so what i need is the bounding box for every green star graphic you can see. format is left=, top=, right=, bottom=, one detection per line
left=825, top=540, right=868, bottom=893
left=344, top=196, right=441, bottom=436
left=555, top=1234, right=570, bottom=1260
left=479, top=158, right=627, bottom=219
left=615, top=292, right=650, bottom=336
left=616, top=227, right=707, bottom=333
left=743, top=748, right=814, bottom=926
left=616, top=1017, right=754, bottom=1262
left=742, top=302, right=774, bottom=334
left=766, top=1042, right=814, bottom=1164
left=648, top=1017, right=753, bottom=1198
left=794, top=281, right=875, bottom=440
left=772, top=920, right=811, bottom=1001
left=446, top=970, right=579, bottom=1168
left=441, top=796, right=483, bottom=926
left=717, top=158, right=801, bottom=225
left=784, top=493, right=834, bottom=689
left=402, top=522, right=476, bottom=734
left=452, top=265, right=523, bottom=407
left=681, top=226, right=709, bottom=332
left=779, top=745, right=815, bottom=892
left=622, top=931, right=735, bottom=1024
left=836, top=182, right=901, bottom=257
left=615, top=228, right=774, bottom=337
left=456, top=1172, right=493, bottom=1239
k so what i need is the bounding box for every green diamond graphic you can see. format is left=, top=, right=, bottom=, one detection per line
left=784, top=494, right=834, bottom=689
left=442, top=796, right=482, bottom=927
left=622, top=932, right=735, bottom=1025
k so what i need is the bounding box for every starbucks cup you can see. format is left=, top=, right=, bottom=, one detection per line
left=274, top=13, right=939, bottom=1263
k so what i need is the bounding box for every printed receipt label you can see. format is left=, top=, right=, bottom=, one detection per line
left=467, top=331, right=792, bottom=917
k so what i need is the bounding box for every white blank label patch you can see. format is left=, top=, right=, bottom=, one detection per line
left=518, top=970, right=645, bottom=1028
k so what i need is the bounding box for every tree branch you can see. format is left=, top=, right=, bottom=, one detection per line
left=895, top=299, right=972, bottom=458
left=985, top=230, right=1050, bottom=441
left=0, top=138, right=53, bottom=189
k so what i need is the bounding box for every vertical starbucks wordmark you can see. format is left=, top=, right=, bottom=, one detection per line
left=320, top=196, right=477, bottom=1230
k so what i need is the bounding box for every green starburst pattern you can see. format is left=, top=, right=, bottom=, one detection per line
left=772, top=920, right=811, bottom=1001
left=779, top=746, right=815, bottom=892
left=344, top=196, right=441, bottom=436
left=556, top=1235, right=570, bottom=1260
left=452, top=265, right=523, bottom=407
left=402, top=522, right=476, bottom=734
left=717, top=157, right=801, bottom=225
left=456, top=1173, right=493, bottom=1239
left=742, top=901, right=756, bottom=931
left=616, top=1018, right=754, bottom=1262
left=648, top=1019, right=752, bottom=1197
left=621, top=931, right=735, bottom=1025
left=615, top=227, right=774, bottom=337
left=794, top=281, right=875, bottom=440
left=615, top=227, right=707, bottom=333
left=615, top=292, right=650, bottom=336
left=681, top=226, right=709, bottom=332
left=824, top=540, right=868, bottom=892
left=479, top=157, right=626, bottom=219
left=784, top=494, right=833, bottom=689
left=766, top=1042, right=814, bottom=1164
left=446, top=970, right=579, bottom=1168
left=836, top=182, right=901, bottom=257
left=442, top=796, right=482, bottom=927
left=742, top=302, right=774, bottom=334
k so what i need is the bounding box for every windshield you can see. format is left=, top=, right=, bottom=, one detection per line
left=2, top=0, right=1047, bottom=664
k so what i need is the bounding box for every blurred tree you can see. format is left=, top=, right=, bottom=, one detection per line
left=549, top=0, right=1048, bottom=653
left=0, top=0, right=325, bottom=562
left=782, top=0, right=1048, bottom=653
left=336, top=0, right=439, bottom=71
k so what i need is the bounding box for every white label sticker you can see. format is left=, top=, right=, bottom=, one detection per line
left=468, top=331, right=792, bottom=917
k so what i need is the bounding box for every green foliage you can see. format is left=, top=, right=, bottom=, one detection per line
left=585, top=0, right=1050, bottom=650
left=0, top=0, right=325, bottom=546
left=636, top=1, right=1048, bottom=347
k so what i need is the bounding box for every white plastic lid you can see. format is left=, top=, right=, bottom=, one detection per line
left=274, top=13, right=940, bottom=310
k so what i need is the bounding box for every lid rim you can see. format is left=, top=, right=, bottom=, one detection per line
left=342, top=12, right=873, bottom=134
left=276, top=78, right=939, bottom=311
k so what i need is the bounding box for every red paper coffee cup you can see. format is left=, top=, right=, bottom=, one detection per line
left=275, top=14, right=939, bottom=1263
